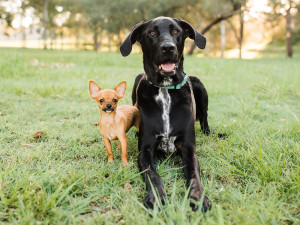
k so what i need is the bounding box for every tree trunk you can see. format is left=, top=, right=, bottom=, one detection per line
left=93, top=30, right=99, bottom=52
left=108, top=33, right=112, bottom=51
left=61, top=31, right=64, bottom=50
left=286, top=2, right=293, bottom=58
left=50, top=36, right=53, bottom=49
left=76, top=26, right=80, bottom=49
left=43, top=0, right=50, bottom=50
left=187, top=9, right=242, bottom=55
left=50, top=30, right=54, bottom=49
left=20, top=9, right=26, bottom=48
left=220, top=20, right=225, bottom=57
left=239, top=11, right=244, bottom=59
left=117, top=31, right=123, bottom=47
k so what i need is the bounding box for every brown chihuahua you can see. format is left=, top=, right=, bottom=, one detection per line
left=89, top=80, right=140, bottom=165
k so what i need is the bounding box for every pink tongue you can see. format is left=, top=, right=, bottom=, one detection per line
left=161, top=63, right=175, bottom=72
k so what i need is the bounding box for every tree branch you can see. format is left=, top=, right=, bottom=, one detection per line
left=226, top=19, right=240, bottom=43
left=187, top=9, right=243, bottom=55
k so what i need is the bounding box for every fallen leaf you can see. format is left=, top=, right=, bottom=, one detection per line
left=33, top=131, right=43, bottom=139
left=40, top=62, right=48, bottom=67
left=21, top=143, right=33, bottom=147
left=124, top=183, right=131, bottom=192
left=101, top=208, right=108, bottom=214
left=117, top=219, right=125, bottom=224
left=29, top=59, right=39, bottom=66
left=64, top=114, right=80, bottom=120
left=0, top=182, right=8, bottom=189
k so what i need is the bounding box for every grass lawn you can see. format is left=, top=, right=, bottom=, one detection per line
left=0, top=47, right=299, bottom=224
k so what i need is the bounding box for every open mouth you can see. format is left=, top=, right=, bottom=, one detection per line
left=103, top=108, right=114, bottom=113
left=154, top=60, right=177, bottom=75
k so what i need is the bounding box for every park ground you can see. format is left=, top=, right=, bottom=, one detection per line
left=0, top=47, right=299, bottom=224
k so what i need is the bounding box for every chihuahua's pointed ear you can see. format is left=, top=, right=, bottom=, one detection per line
left=175, top=18, right=206, bottom=49
left=89, top=80, right=101, bottom=99
left=114, top=81, right=127, bottom=98
left=120, top=21, right=147, bottom=56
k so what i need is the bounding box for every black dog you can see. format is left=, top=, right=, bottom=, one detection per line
left=120, top=17, right=211, bottom=212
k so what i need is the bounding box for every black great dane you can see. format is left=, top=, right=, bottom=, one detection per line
left=120, top=16, right=211, bottom=212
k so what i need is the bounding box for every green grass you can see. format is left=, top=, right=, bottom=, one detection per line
left=0, top=47, right=299, bottom=224
left=257, top=45, right=300, bottom=58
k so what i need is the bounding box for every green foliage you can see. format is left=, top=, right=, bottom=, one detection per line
left=0, top=48, right=299, bottom=224
left=0, top=4, right=13, bottom=28
left=28, top=0, right=62, bottom=28
left=292, top=4, right=300, bottom=44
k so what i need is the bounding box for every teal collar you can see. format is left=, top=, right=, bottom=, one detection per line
left=146, top=73, right=189, bottom=89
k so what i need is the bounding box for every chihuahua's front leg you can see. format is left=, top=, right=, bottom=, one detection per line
left=119, top=133, right=128, bottom=165
left=103, top=137, right=113, bottom=163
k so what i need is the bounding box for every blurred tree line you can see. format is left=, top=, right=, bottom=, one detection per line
left=266, top=0, right=300, bottom=57
left=0, top=0, right=299, bottom=57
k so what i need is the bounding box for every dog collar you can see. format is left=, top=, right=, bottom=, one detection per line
left=146, top=73, right=189, bottom=89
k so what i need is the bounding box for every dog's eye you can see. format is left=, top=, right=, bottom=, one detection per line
left=100, top=99, right=104, bottom=103
left=173, top=29, right=178, bottom=34
left=150, top=31, right=156, bottom=36
left=112, top=99, right=117, bottom=103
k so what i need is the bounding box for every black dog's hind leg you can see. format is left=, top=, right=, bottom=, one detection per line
left=189, top=76, right=210, bottom=134
left=176, top=140, right=212, bottom=212
left=132, top=74, right=144, bottom=105
left=138, top=136, right=166, bottom=209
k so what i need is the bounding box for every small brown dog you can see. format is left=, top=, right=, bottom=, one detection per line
left=89, top=80, right=140, bottom=165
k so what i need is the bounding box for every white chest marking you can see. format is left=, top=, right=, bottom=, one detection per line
left=155, top=88, right=171, bottom=136
left=161, top=77, right=173, bottom=86
left=155, top=88, right=176, bottom=153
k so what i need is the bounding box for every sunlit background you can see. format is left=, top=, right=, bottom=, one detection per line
left=0, top=0, right=299, bottom=58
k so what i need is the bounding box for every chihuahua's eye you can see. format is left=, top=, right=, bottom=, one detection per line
left=173, top=29, right=178, bottom=34
left=150, top=31, right=156, bottom=36
left=99, top=99, right=104, bottom=103
left=112, top=99, right=117, bottom=103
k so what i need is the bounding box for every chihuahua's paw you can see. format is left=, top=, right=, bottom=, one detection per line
left=122, top=159, right=129, bottom=166
left=108, top=157, right=114, bottom=163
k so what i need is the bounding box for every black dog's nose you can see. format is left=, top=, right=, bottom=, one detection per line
left=160, top=42, right=175, bottom=54
left=106, top=104, right=112, bottom=109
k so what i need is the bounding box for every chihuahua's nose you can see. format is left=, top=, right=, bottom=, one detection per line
left=106, top=104, right=112, bottom=109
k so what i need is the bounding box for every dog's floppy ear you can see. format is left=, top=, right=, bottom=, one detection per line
left=120, top=21, right=146, bottom=56
left=175, top=19, right=206, bottom=49
left=114, top=81, right=127, bottom=98
left=89, top=80, right=101, bottom=99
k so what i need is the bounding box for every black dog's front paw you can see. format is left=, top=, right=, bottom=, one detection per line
left=189, top=193, right=212, bottom=212
left=202, top=194, right=212, bottom=212
left=144, top=191, right=165, bottom=209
